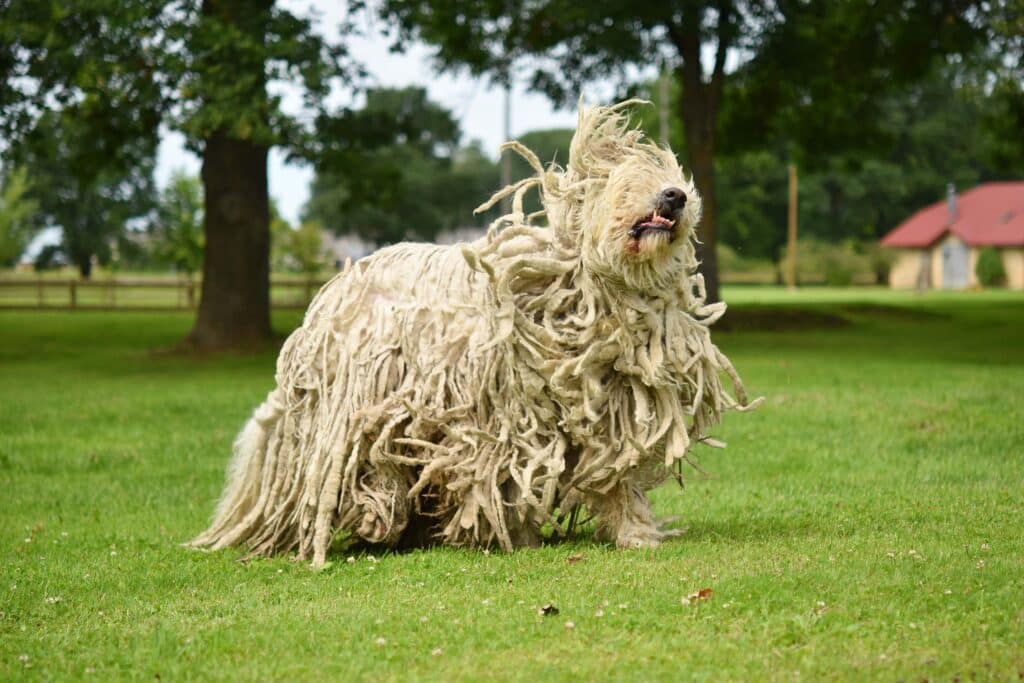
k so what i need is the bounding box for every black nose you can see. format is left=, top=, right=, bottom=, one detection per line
left=658, top=187, right=687, bottom=213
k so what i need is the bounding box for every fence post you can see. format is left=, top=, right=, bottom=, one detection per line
left=186, top=280, right=195, bottom=308
left=37, top=279, right=44, bottom=308
left=305, top=277, right=314, bottom=304
left=69, top=280, right=77, bottom=310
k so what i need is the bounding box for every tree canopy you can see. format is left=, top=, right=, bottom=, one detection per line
left=720, top=57, right=1021, bottom=262
left=305, top=87, right=502, bottom=246
left=7, top=109, right=156, bottom=278
left=382, top=0, right=988, bottom=301
left=150, top=171, right=204, bottom=278
left=0, top=0, right=361, bottom=348
left=0, top=167, right=40, bottom=267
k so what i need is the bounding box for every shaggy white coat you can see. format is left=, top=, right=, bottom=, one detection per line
left=191, top=100, right=759, bottom=566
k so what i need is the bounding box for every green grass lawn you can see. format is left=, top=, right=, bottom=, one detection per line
left=1, top=289, right=1022, bottom=681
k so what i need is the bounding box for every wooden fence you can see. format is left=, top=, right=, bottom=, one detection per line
left=0, top=277, right=327, bottom=311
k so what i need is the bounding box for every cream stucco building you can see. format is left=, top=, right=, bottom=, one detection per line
left=882, top=182, right=1024, bottom=290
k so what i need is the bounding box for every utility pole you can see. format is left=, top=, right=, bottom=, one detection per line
left=500, top=80, right=512, bottom=213
left=499, top=0, right=515, bottom=214
left=786, top=163, right=798, bottom=291
left=659, top=64, right=669, bottom=147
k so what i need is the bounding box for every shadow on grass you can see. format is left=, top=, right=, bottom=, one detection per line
left=717, top=306, right=849, bottom=332
left=718, top=302, right=949, bottom=333
left=681, top=513, right=846, bottom=544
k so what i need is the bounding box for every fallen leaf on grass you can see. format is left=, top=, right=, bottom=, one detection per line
left=539, top=604, right=559, bottom=616
left=683, top=588, right=714, bottom=606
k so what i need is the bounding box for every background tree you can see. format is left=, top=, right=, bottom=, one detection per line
left=630, top=53, right=1019, bottom=266
left=1, top=0, right=360, bottom=349
left=382, top=0, right=984, bottom=301
left=972, top=0, right=1023, bottom=175
left=306, top=87, right=502, bottom=245
left=268, top=201, right=323, bottom=276
left=0, top=167, right=40, bottom=267
left=150, top=171, right=204, bottom=280
left=273, top=220, right=327, bottom=276
left=8, top=110, right=156, bottom=278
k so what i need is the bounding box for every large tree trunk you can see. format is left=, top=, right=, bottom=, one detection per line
left=682, top=120, right=719, bottom=303
left=76, top=253, right=93, bottom=279
left=671, top=11, right=728, bottom=304
left=185, top=0, right=274, bottom=351
left=186, top=130, right=272, bottom=350
left=676, top=71, right=721, bottom=304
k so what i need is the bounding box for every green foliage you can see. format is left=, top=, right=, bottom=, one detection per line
left=306, top=87, right=501, bottom=246
left=0, top=0, right=366, bottom=342
left=150, top=172, right=204, bottom=277
left=2, top=293, right=1023, bottom=678
left=862, top=243, right=897, bottom=285
left=716, top=243, right=778, bottom=283
left=715, top=151, right=790, bottom=261
left=0, top=167, right=40, bottom=266
left=273, top=220, right=326, bottom=276
left=974, top=0, right=1023, bottom=173
left=634, top=59, right=1021, bottom=263
left=785, top=59, right=1019, bottom=248
left=7, top=110, right=156, bottom=278
left=0, top=0, right=360, bottom=155
left=719, top=3, right=982, bottom=161
left=780, top=239, right=872, bottom=286
left=32, top=243, right=64, bottom=271
left=383, top=0, right=988, bottom=302
left=975, top=247, right=1007, bottom=287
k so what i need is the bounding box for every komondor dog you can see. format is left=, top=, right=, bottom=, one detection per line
left=190, top=100, right=760, bottom=567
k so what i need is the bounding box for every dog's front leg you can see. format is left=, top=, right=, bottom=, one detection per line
left=587, top=481, right=680, bottom=549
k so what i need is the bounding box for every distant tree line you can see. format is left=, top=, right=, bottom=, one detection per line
left=2, top=0, right=1020, bottom=349
left=634, top=57, right=1023, bottom=265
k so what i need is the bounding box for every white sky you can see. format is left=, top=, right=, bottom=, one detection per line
left=156, top=3, right=586, bottom=225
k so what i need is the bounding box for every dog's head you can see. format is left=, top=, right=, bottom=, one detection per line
left=477, top=100, right=702, bottom=296
left=560, top=101, right=702, bottom=294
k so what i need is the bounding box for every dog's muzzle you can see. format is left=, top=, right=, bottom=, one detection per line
left=628, top=187, right=687, bottom=240
left=656, top=187, right=687, bottom=215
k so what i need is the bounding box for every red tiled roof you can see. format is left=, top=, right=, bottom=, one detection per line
left=880, top=182, right=1024, bottom=248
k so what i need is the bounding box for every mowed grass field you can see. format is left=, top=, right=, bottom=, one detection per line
left=1, top=287, right=1022, bottom=681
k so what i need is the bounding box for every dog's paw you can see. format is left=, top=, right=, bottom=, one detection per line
left=616, top=533, right=662, bottom=549
left=614, top=524, right=665, bottom=549
left=356, top=509, right=390, bottom=544
left=614, top=518, right=684, bottom=549
left=655, top=516, right=686, bottom=538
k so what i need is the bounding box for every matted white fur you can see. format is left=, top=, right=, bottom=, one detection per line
left=190, top=100, right=761, bottom=566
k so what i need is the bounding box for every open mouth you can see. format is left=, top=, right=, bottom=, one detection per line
left=628, top=213, right=676, bottom=240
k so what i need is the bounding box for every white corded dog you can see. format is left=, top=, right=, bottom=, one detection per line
left=191, top=100, right=760, bottom=566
